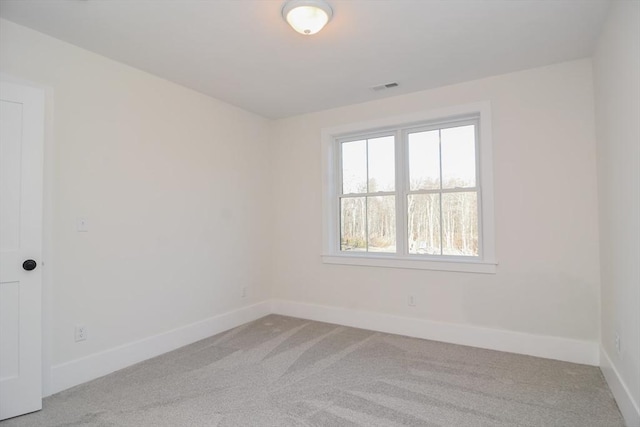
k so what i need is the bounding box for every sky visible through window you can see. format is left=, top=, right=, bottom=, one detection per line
left=342, top=136, right=395, bottom=194
left=342, top=125, right=476, bottom=194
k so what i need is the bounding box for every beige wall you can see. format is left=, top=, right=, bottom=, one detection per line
left=0, top=19, right=272, bottom=368
left=271, top=59, right=600, bottom=342
left=593, top=0, right=640, bottom=417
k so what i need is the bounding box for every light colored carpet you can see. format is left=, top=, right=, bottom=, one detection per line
left=2, top=315, right=624, bottom=426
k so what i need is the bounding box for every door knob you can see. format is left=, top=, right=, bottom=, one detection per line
left=23, top=259, right=37, bottom=271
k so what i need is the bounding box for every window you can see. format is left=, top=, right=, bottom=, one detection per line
left=340, top=134, right=397, bottom=253
left=322, top=102, right=496, bottom=273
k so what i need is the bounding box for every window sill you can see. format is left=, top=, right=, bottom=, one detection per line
left=321, top=254, right=497, bottom=274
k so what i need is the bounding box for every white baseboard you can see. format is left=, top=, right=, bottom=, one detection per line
left=49, top=301, right=271, bottom=395
left=600, top=347, right=640, bottom=427
left=270, top=299, right=600, bottom=366
left=48, top=299, right=602, bottom=398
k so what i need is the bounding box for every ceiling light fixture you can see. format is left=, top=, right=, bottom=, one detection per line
left=282, top=0, right=333, bottom=35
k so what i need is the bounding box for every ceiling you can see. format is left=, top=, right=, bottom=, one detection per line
left=0, top=0, right=611, bottom=119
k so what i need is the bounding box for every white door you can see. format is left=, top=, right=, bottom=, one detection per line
left=0, top=81, right=44, bottom=420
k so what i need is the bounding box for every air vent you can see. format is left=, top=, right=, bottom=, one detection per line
left=370, top=82, right=399, bottom=92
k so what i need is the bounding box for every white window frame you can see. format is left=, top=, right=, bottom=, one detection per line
left=321, top=101, right=496, bottom=274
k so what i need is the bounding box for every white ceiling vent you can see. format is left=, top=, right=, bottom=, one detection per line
left=370, top=82, right=399, bottom=92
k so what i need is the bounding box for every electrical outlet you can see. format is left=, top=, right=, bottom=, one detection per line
left=241, top=286, right=248, bottom=298
left=76, top=218, right=89, bottom=232
left=75, top=325, right=88, bottom=342
left=614, top=333, right=621, bottom=355
left=408, top=295, right=416, bottom=307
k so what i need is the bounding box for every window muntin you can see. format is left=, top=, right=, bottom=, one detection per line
left=338, top=118, right=480, bottom=259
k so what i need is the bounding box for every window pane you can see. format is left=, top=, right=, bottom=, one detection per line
left=367, top=196, right=396, bottom=253
left=342, top=140, right=367, bottom=194
left=442, top=192, right=478, bottom=256
left=409, top=130, right=440, bottom=190
left=441, top=125, right=476, bottom=189
left=341, top=197, right=366, bottom=251
left=408, top=194, right=441, bottom=255
left=368, top=136, right=395, bottom=192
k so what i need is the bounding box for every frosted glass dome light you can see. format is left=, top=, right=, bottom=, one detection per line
left=282, top=0, right=333, bottom=35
